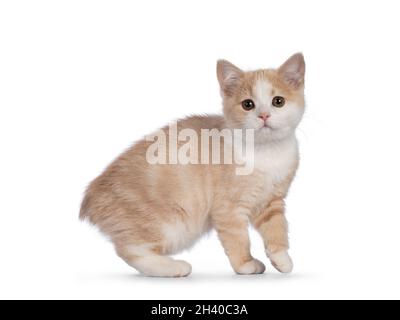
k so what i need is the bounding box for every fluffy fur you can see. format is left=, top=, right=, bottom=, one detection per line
left=80, top=53, right=306, bottom=277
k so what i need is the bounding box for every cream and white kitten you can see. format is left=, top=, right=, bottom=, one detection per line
left=80, top=53, right=305, bottom=277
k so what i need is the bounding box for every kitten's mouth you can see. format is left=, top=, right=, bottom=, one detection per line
left=259, top=124, right=272, bottom=130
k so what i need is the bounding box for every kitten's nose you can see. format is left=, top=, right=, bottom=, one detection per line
left=258, top=113, right=270, bottom=121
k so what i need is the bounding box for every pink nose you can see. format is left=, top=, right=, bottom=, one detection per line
left=258, top=113, right=270, bottom=121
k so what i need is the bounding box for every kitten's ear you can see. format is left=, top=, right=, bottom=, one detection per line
left=278, top=53, right=305, bottom=89
left=217, top=59, right=244, bottom=96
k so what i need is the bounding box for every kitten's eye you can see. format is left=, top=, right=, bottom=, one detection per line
left=272, top=96, right=285, bottom=108
left=241, top=99, right=255, bottom=111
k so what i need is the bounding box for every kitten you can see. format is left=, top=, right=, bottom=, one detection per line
left=80, top=53, right=305, bottom=277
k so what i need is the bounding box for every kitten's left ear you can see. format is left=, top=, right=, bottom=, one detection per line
left=278, top=53, right=305, bottom=89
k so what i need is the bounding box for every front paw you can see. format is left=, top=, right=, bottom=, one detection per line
left=235, top=259, right=266, bottom=275
left=268, top=250, right=293, bottom=273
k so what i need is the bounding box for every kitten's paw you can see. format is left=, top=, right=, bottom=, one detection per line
left=235, top=259, right=266, bottom=275
left=137, top=258, right=192, bottom=277
left=172, top=260, right=192, bottom=277
left=268, top=251, right=293, bottom=273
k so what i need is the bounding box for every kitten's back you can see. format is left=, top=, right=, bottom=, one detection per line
left=79, top=114, right=225, bottom=243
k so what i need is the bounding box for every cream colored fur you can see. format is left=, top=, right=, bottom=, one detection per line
left=80, top=53, right=306, bottom=277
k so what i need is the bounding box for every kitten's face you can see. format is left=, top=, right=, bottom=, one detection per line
left=217, top=53, right=305, bottom=143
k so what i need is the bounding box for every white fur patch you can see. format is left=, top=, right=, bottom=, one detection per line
left=133, top=256, right=192, bottom=277
left=124, top=243, right=192, bottom=277
left=253, top=135, right=298, bottom=182
left=268, top=250, right=293, bottom=273
left=162, top=220, right=201, bottom=254
left=236, top=259, right=266, bottom=275
left=254, top=79, right=273, bottom=112
left=232, top=132, right=298, bottom=180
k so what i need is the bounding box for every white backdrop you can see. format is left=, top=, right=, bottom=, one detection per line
left=1, top=0, right=400, bottom=299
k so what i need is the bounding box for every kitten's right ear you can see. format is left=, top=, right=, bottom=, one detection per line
left=217, top=60, right=243, bottom=96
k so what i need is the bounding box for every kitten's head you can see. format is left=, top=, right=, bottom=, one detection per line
left=217, top=53, right=305, bottom=143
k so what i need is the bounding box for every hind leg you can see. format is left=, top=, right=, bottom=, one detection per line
left=116, top=244, right=192, bottom=277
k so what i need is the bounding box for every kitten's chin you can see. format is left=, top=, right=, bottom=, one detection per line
left=254, top=126, right=293, bottom=144
left=254, top=128, right=274, bottom=144
left=257, top=126, right=272, bottom=136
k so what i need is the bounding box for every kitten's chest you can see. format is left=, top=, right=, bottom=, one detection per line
left=239, top=138, right=299, bottom=206
left=254, top=141, right=298, bottom=184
